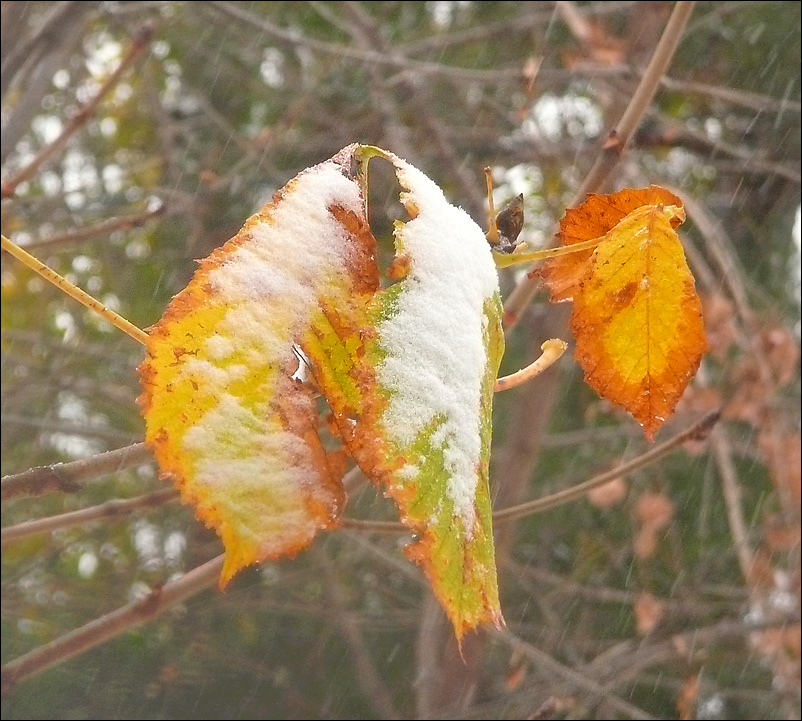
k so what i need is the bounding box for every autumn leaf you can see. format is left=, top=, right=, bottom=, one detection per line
left=139, top=144, right=504, bottom=641
left=360, top=146, right=505, bottom=640
left=538, top=187, right=707, bottom=440
left=139, top=147, right=366, bottom=584
left=633, top=591, right=665, bottom=635
left=537, top=186, right=684, bottom=302
left=633, top=490, right=675, bottom=559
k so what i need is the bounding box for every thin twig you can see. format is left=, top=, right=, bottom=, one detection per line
left=1, top=554, right=224, bottom=695
left=493, top=409, right=719, bottom=522
left=340, top=411, right=721, bottom=533
left=710, top=428, right=755, bottom=584
left=316, top=551, right=401, bottom=720
left=0, top=2, right=86, bottom=97
left=20, top=207, right=165, bottom=252
left=659, top=75, right=801, bottom=115
left=0, top=413, right=140, bottom=444
left=494, top=628, right=657, bottom=720
left=1, top=25, right=153, bottom=198
left=1, top=234, right=149, bottom=346
left=586, top=612, right=801, bottom=691
left=579, top=1, right=697, bottom=196
left=204, top=1, right=525, bottom=85
left=339, top=518, right=409, bottom=535
left=502, top=0, right=697, bottom=329
left=1, top=442, right=151, bottom=501
left=1, top=487, right=177, bottom=547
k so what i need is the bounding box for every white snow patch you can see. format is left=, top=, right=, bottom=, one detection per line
left=398, top=464, right=419, bottom=480
left=205, top=334, right=235, bottom=360
left=210, top=163, right=362, bottom=309
left=171, top=159, right=361, bottom=549
left=377, top=155, right=500, bottom=534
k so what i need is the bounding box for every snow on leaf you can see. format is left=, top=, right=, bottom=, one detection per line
left=538, top=187, right=706, bottom=440
left=139, top=147, right=369, bottom=585
left=364, top=147, right=504, bottom=640
left=139, top=145, right=504, bottom=640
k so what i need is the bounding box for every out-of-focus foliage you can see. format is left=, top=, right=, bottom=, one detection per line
left=2, top=2, right=799, bottom=719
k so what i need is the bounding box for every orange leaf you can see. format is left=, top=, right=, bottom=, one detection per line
left=537, top=186, right=684, bottom=302
left=633, top=591, right=665, bottom=635
left=587, top=477, right=628, bottom=509
left=676, top=675, right=699, bottom=720
left=540, top=187, right=706, bottom=439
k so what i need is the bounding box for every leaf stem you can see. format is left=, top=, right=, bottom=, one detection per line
left=494, top=339, right=567, bottom=392
left=493, top=235, right=606, bottom=268
left=484, top=166, right=499, bottom=245
left=1, top=234, right=149, bottom=346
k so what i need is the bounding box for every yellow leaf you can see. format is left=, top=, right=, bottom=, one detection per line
left=138, top=145, right=505, bottom=642
left=570, top=202, right=706, bottom=439
left=139, top=150, right=369, bottom=584
left=537, top=186, right=684, bottom=302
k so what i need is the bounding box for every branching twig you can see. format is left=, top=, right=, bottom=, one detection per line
left=503, top=0, right=697, bottom=329
left=2, top=25, right=153, bottom=198
left=494, top=409, right=719, bottom=522
left=341, top=411, right=721, bottom=532
left=0, top=2, right=86, bottom=97
left=1, top=487, right=177, bottom=546
left=494, top=628, right=657, bottom=720
left=1, top=554, right=224, bottom=695
left=204, top=1, right=525, bottom=85
left=20, top=207, right=165, bottom=252
left=577, top=1, right=696, bottom=196
left=1, top=442, right=151, bottom=501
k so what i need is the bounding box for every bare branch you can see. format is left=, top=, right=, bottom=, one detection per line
left=21, top=207, right=165, bottom=252
left=1, top=554, right=224, bottom=695
left=2, top=24, right=153, bottom=198
left=1, top=2, right=86, bottom=97
left=494, top=628, right=658, bottom=720
left=0, top=413, right=140, bottom=444
left=659, top=75, right=801, bottom=115
left=1, top=442, right=151, bottom=501
left=503, top=0, right=697, bottom=329
left=316, top=551, right=401, bottom=720
left=204, top=1, right=525, bottom=85
left=341, top=411, right=721, bottom=532
left=493, top=409, right=719, bottom=523
left=711, top=428, right=756, bottom=585
left=1, top=487, right=177, bottom=547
